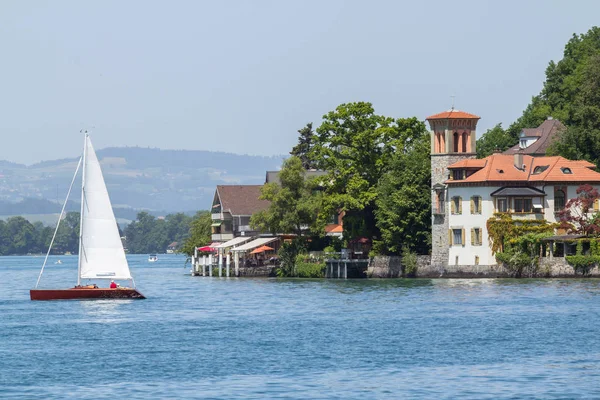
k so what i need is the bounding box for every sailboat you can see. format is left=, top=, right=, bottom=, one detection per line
left=30, top=134, right=145, bottom=300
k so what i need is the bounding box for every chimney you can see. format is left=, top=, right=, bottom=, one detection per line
left=514, top=151, right=524, bottom=170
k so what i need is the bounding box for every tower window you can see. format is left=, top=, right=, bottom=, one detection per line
left=462, top=132, right=468, bottom=153
left=453, top=132, right=459, bottom=153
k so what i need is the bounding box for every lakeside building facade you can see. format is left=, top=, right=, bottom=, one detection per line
left=210, top=185, right=270, bottom=242
left=428, top=109, right=600, bottom=269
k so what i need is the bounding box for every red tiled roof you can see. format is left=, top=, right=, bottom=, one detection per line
left=446, top=154, right=600, bottom=184
left=447, top=159, right=487, bottom=169
left=426, top=109, right=480, bottom=120
left=216, top=185, right=271, bottom=216
left=325, top=224, right=343, bottom=233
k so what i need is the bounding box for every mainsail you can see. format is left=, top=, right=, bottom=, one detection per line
left=78, top=135, right=132, bottom=280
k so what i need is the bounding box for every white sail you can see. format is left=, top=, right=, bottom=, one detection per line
left=79, top=135, right=132, bottom=280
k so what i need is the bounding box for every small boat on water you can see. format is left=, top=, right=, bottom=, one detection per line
left=148, top=254, right=158, bottom=262
left=30, top=133, right=145, bottom=301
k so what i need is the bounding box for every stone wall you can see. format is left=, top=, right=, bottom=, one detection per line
left=365, top=255, right=600, bottom=278
left=367, top=256, right=402, bottom=278
left=538, top=257, right=600, bottom=277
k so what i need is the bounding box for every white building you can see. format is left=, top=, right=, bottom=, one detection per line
left=428, top=110, right=600, bottom=268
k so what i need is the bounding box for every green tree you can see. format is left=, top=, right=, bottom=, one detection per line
left=476, top=124, right=515, bottom=158
left=375, top=121, right=431, bottom=254
left=290, top=123, right=317, bottom=169
left=124, top=211, right=157, bottom=253
left=0, top=220, right=8, bottom=255
left=548, top=53, right=600, bottom=165
left=251, top=156, right=322, bottom=236
left=165, top=213, right=193, bottom=245
left=511, top=26, right=600, bottom=161
left=6, top=216, right=36, bottom=255
left=310, top=102, right=424, bottom=242
left=181, top=211, right=211, bottom=256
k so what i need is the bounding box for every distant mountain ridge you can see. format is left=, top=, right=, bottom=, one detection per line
left=0, top=147, right=284, bottom=216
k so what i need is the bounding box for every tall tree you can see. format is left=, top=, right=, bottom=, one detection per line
left=476, top=124, right=516, bottom=158
left=309, top=102, right=411, bottom=241
left=181, top=211, right=211, bottom=256
left=250, top=156, right=322, bottom=236
left=548, top=53, right=600, bottom=165
left=6, top=216, right=36, bottom=255
left=375, top=119, right=431, bottom=254
left=290, top=123, right=316, bottom=169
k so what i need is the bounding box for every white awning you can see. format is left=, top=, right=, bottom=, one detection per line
left=214, top=236, right=253, bottom=249
left=232, top=237, right=278, bottom=252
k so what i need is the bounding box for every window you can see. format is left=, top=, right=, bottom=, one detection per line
left=471, top=196, right=482, bottom=214
left=451, top=228, right=464, bottom=246
left=451, top=196, right=462, bottom=214
left=554, top=189, right=565, bottom=212
left=561, top=167, right=573, bottom=174
left=475, top=256, right=480, bottom=265
left=533, top=165, right=549, bottom=174
left=471, top=228, right=482, bottom=246
left=497, top=198, right=508, bottom=212
left=462, top=132, right=468, bottom=153
left=453, top=170, right=464, bottom=180
left=514, top=198, right=533, bottom=213
left=520, top=139, right=527, bottom=149
left=436, top=191, right=445, bottom=214
left=453, top=132, right=459, bottom=152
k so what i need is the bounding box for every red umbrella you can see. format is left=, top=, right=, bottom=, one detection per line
left=198, top=246, right=215, bottom=252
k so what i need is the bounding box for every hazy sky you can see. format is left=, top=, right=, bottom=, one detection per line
left=1, top=0, right=599, bottom=164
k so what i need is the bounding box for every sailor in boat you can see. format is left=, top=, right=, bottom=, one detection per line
left=110, top=280, right=117, bottom=289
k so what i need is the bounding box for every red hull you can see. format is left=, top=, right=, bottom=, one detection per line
left=30, top=287, right=146, bottom=301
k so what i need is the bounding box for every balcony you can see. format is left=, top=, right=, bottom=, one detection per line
left=212, top=212, right=233, bottom=221
left=212, top=233, right=234, bottom=241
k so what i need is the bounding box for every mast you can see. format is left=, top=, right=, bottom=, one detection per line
left=77, top=133, right=88, bottom=286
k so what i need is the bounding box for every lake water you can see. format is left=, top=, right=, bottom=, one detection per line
left=2, top=254, right=600, bottom=399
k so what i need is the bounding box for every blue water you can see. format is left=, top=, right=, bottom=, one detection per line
left=2, top=255, right=600, bottom=399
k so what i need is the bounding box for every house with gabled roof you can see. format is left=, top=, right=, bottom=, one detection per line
left=211, top=185, right=271, bottom=242
left=503, top=118, right=565, bottom=156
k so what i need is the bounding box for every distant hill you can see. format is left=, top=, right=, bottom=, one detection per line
left=0, top=147, right=284, bottom=216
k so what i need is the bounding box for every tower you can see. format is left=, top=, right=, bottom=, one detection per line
left=427, top=109, right=480, bottom=268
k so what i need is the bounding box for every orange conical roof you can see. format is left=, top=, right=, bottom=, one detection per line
left=426, top=109, right=480, bottom=120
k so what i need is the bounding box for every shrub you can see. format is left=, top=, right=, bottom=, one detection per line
left=401, top=245, right=418, bottom=278
left=277, top=239, right=306, bottom=277
left=294, top=254, right=326, bottom=278
left=565, top=255, right=600, bottom=275
left=323, top=245, right=340, bottom=259
left=495, top=250, right=536, bottom=277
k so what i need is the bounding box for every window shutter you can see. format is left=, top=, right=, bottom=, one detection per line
left=458, top=197, right=463, bottom=214
left=451, top=199, right=456, bottom=214
left=471, top=228, right=475, bottom=245
left=448, top=229, right=453, bottom=245
left=595, top=199, right=599, bottom=211
left=470, top=197, right=474, bottom=214
left=461, top=228, right=465, bottom=246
